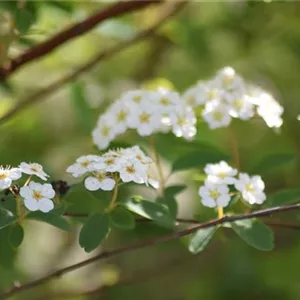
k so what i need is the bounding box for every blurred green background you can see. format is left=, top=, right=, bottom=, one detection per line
left=1, top=1, right=300, bottom=299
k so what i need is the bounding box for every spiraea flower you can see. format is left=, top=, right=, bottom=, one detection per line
left=234, top=173, right=266, bottom=204
left=0, top=166, right=22, bottom=190
left=199, top=161, right=267, bottom=210
left=66, top=155, right=101, bottom=178
left=199, top=181, right=231, bottom=208
left=66, top=146, right=159, bottom=191
left=204, top=161, right=237, bottom=185
left=20, top=182, right=55, bottom=213
left=19, top=162, right=49, bottom=181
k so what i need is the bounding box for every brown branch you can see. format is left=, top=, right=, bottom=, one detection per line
left=2, top=202, right=300, bottom=299
left=0, top=1, right=186, bottom=126
left=0, top=1, right=162, bottom=80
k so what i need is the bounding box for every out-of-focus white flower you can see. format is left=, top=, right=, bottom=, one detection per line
left=0, top=166, right=22, bottom=190
left=127, top=106, right=160, bottom=136
left=92, top=115, right=116, bottom=150
left=254, top=92, right=283, bottom=128
left=199, top=181, right=231, bottom=208
left=66, top=155, right=101, bottom=178
left=170, top=106, right=197, bottom=140
left=213, top=66, right=244, bottom=92
left=109, top=101, right=131, bottom=134
left=20, top=182, right=55, bottom=213
left=155, top=89, right=181, bottom=113
left=19, top=162, right=49, bottom=181
left=84, top=172, right=115, bottom=191
left=226, top=93, right=254, bottom=120
left=120, top=89, right=151, bottom=106
left=234, top=173, right=266, bottom=204
left=204, top=161, right=237, bottom=184
left=93, top=154, right=121, bottom=173
left=202, top=100, right=231, bottom=129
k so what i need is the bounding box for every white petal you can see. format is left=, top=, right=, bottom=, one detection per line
left=0, top=178, right=12, bottom=189
left=24, top=198, right=39, bottom=211
left=217, top=194, right=231, bottom=207
left=201, top=197, right=216, bottom=208
left=42, top=184, right=55, bottom=199
left=38, top=198, right=54, bottom=213
left=9, top=168, right=22, bottom=180
left=99, top=178, right=115, bottom=191
left=20, top=186, right=31, bottom=198
left=84, top=176, right=101, bottom=191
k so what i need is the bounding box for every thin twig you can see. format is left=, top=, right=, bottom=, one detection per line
left=0, top=1, right=161, bottom=80
left=0, top=2, right=186, bottom=126
left=2, top=202, right=300, bottom=299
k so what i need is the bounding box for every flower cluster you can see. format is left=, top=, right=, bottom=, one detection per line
left=92, top=88, right=196, bottom=150
left=0, top=162, right=55, bottom=213
left=67, top=146, right=159, bottom=191
left=183, top=67, right=283, bottom=129
left=198, top=161, right=266, bottom=208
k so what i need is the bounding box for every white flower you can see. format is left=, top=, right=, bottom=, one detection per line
left=202, top=100, right=232, bottom=129
left=93, top=154, right=121, bottom=173
left=84, top=172, right=115, bottom=191
left=119, top=161, right=147, bottom=184
left=170, top=106, right=197, bottom=140
left=199, top=181, right=231, bottom=208
left=109, top=100, right=131, bottom=134
left=127, top=106, right=160, bottom=136
left=121, top=146, right=153, bottom=165
left=20, top=182, right=55, bottom=213
left=255, top=92, right=283, bottom=128
left=19, top=162, right=49, bottom=181
left=120, top=89, right=152, bottom=106
left=204, top=161, right=237, bottom=184
left=0, top=166, right=22, bottom=190
left=234, top=173, right=266, bottom=204
left=226, top=93, right=254, bottom=120
left=213, top=67, right=244, bottom=92
left=92, top=115, right=116, bottom=150
left=66, top=155, right=101, bottom=178
left=155, top=89, right=181, bottom=113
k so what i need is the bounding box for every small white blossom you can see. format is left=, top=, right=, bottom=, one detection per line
left=109, top=101, right=131, bottom=134
left=127, top=106, right=160, bottom=136
left=20, top=182, right=55, bottom=213
left=92, top=115, right=116, bottom=150
left=202, top=100, right=232, bottom=129
left=234, top=173, right=266, bottom=204
left=19, top=162, right=49, bottom=181
left=213, top=67, right=244, bottom=92
left=170, top=107, right=197, bottom=140
left=204, top=161, right=237, bottom=184
left=119, top=161, right=147, bottom=184
left=226, top=93, right=254, bottom=120
left=0, top=166, right=22, bottom=190
left=66, top=155, right=101, bottom=178
left=84, top=172, right=115, bottom=191
left=155, top=89, right=181, bottom=113
left=199, top=181, right=231, bottom=208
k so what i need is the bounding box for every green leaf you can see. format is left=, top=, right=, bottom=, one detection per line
left=265, top=188, right=300, bottom=207
left=79, top=213, right=110, bottom=252
left=232, top=219, right=274, bottom=251
left=27, top=211, right=72, bottom=232
left=0, top=227, right=16, bottom=268
left=172, top=150, right=229, bottom=172
left=164, top=185, right=187, bottom=198
left=9, top=224, right=24, bottom=248
left=123, top=198, right=174, bottom=228
left=109, top=206, right=135, bottom=230
left=0, top=208, right=16, bottom=229
left=14, top=8, right=34, bottom=33
left=188, top=226, right=217, bottom=254
left=70, top=82, right=93, bottom=132
left=252, top=153, right=296, bottom=174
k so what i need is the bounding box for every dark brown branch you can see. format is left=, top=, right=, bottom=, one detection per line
left=0, top=2, right=186, bottom=126
left=0, top=1, right=162, bottom=80
left=2, top=202, right=300, bottom=299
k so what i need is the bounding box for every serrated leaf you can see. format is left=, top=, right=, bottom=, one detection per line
left=265, top=188, right=300, bottom=207
left=232, top=219, right=274, bottom=251
left=9, top=224, right=24, bottom=248
left=0, top=208, right=16, bottom=229
left=172, top=150, right=229, bottom=172
left=252, top=153, right=296, bottom=174
left=79, top=213, right=110, bottom=252
left=123, top=198, right=174, bottom=228
left=109, top=206, right=135, bottom=230
left=27, top=211, right=72, bottom=232
left=70, top=82, right=93, bottom=132
left=188, top=226, right=217, bottom=254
